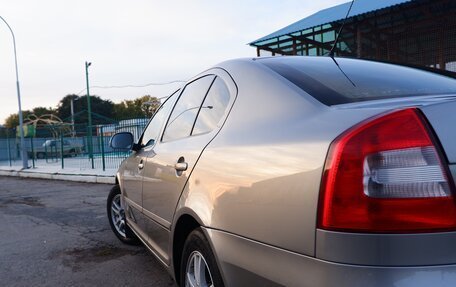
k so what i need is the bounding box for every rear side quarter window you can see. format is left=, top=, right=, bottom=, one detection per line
left=192, top=77, right=231, bottom=136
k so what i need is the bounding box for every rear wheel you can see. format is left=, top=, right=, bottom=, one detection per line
left=107, top=185, right=139, bottom=245
left=181, top=228, right=224, bottom=287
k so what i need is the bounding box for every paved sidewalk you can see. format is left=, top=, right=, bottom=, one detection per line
left=0, top=165, right=116, bottom=184
left=0, top=155, right=123, bottom=184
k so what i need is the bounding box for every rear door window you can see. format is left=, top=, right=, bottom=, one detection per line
left=162, top=75, right=216, bottom=142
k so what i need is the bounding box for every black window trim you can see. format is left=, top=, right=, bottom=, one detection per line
left=190, top=76, right=217, bottom=136
left=138, top=89, right=180, bottom=148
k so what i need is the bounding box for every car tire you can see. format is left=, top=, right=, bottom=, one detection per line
left=180, top=228, right=224, bottom=287
left=107, top=185, right=140, bottom=245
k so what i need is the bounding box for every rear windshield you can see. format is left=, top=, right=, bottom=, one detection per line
left=259, top=57, right=456, bottom=105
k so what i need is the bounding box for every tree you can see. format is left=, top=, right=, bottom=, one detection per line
left=30, top=106, right=54, bottom=117
left=2, top=93, right=158, bottom=128
left=56, top=94, right=79, bottom=122
left=139, top=95, right=161, bottom=118
left=56, top=94, right=115, bottom=125
left=4, top=113, right=19, bottom=129
left=4, top=110, right=34, bottom=129
left=3, top=106, right=54, bottom=129
left=113, top=95, right=160, bottom=120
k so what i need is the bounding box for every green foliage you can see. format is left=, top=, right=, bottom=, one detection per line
left=31, top=106, right=54, bottom=117
left=4, top=113, right=19, bottom=129
left=56, top=94, right=114, bottom=125
left=4, top=111, right=31, bottom=129
left=113, top=95, right=160, bottom=120
left=4, top=106, right=54, bottom=129
left=3, top=94, right=160, bottom=128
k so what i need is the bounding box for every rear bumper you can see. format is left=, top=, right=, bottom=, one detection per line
left=206, top=228, right=456, bottom=287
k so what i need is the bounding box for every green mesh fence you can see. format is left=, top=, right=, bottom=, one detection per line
left=0, top=118, right=148, bottom=171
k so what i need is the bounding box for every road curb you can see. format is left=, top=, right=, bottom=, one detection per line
left=0, top=169, right=115, bottom=184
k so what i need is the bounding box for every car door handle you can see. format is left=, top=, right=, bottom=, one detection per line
left=174, top=162, right=188, bottom=172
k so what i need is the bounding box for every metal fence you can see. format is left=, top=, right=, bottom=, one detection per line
left=0, top=118, right=148, bottom=171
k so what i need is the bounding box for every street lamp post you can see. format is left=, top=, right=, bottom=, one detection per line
left=70, top=97, right=75, bottom=137
left=0, top=15, right=28, bottom=169
left=85, top=61, right=94, bottom=168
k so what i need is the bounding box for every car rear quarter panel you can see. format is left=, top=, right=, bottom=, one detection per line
left=175, top=60, right=387, bottom=256
left=420, top=99, right=456, bottom=163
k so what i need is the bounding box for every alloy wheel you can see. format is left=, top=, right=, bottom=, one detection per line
left=185, top=251, right=214, bottom=287
left=110, top=194, right=126, bottom=238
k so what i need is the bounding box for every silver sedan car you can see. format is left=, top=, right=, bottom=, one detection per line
left=107, top=56, right=456, bottom=287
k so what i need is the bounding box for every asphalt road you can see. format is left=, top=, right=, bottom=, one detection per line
left=0, top=176, right=177, bottom=287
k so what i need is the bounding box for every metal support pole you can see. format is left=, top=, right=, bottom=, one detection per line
left=292, top=39, right=297, bottom=55
left=438, top=28, right=446, bottom=70
left=87, top=126, right=94, bottom=169
left=85, top=61, right=94, bottom=168
left=45, top=138, right=48, bottom=163
left=30, top=136, right=35, bottom=168
left=0, top=15, right=28, bottom=169
left=6, top=129, right=12, bottom=167
left=70, top=97, right=75, bottom=137
left=100, top=126, right=106, bottom=171
left=357, top=25, right=363, bottom=58
left=60, top=133, right=64, bottom=169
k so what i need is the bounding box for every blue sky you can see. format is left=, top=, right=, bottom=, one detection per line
left=0, top=0, right=347, bottom=124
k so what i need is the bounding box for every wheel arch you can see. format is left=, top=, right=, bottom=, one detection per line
left=171, top=212, right=201, bottom=285
left=115, top=173, right=123, bottom=192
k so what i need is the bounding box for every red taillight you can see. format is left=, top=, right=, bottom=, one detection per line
left=318, top=108, right=456, bottom=233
